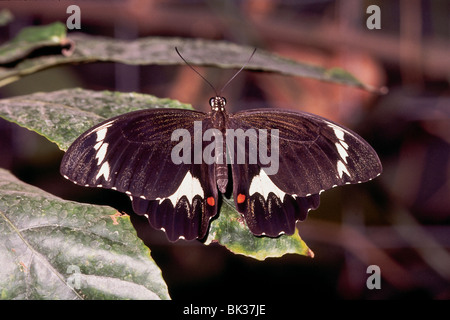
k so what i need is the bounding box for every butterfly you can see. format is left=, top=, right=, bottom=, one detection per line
left=60, top=49, right=382, bottom=242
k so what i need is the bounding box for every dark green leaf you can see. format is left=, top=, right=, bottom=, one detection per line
left=206, top=197, right=313, bottom=260
left=0, top=32, right=380, bottom=92
left=0, top=88, right=192, bottom=151
left=0, top=168, right=170, bottom=300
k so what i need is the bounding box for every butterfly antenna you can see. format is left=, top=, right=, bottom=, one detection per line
left=219, top=48, right=257, bottom=96
left=175, top=47, right=219, bottom=97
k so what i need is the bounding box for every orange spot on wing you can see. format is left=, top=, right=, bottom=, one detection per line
left=207, top=196, right=215, bottom=206
left=237, top=193, right=246, bottom=204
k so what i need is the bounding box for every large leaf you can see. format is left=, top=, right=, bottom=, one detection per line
left=0, top=88, right=312, bottom=259
left=0, top=88, right=192, bottom=151
left=0, top=27, right=380, bottom=92
left=0, top=168, right=170, bottom=300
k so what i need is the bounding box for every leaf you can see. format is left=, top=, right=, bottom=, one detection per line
left=0, top=88, right=313, bottom=259
left=0, top=31, right=380, bottom=92
left=0, top=88, right=193, bottom=151
left=206, top=198, right=313, bottom=260
left=0, top=22, right=67, bottom=64
left=0, top=168, right=170, bottom=300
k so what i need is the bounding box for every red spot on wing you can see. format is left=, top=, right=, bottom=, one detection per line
left=237, top=193, right=246, bottom=204
left=207, top=196, right=215, bottom=206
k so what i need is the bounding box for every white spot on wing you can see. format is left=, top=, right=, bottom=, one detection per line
left=96, top=128, right=108, bottom=143
left=339, top=140, right=349, bottom=149
left=96, top=161, right=110, bottom=181
left=337, top=160, right=351, bottom=178
left=249, top=169, right=286, bottom=200
left=327, top=122, right=357, bottom=144
left=335, top=142, right=349, bottom=164
left=331, top=125, right=345, bottom=141
left=327, top=123, right=354, bottom=178
left=157, top=171, right=204, bottom=205
left=95, top=143, right=109, bottom=165
left=89, top=120, right=115, bottom=181
left=88, top=119, right=115, bottom=138
left=93, top=141, right=102, bottom=151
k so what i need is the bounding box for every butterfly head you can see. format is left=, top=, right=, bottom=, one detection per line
left=209, top=96, right=227, bottom=112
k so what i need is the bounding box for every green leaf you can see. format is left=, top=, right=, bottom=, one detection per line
left=0, top=31, right=380, bottom=92
left=0, top=88, right=192, bottom=151
left=0, top=22, right=67, bottom=64
left=0, top=168, right=170, bottom=300
left=0, top=88, right=313, bottom=259
left=206, top=197, right=313, bottom=260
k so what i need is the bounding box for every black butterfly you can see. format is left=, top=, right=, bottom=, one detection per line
left=60, top=50, right=382, bottom=242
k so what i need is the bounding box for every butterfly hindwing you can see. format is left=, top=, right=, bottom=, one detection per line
left=131, top=161, right=218, bottom=241
left=60, top=108, right=219, bottom=241
left=229, top=160, right=321, bottom=237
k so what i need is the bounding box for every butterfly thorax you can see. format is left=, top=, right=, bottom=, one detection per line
left=209, top=98, right=228, bottom=128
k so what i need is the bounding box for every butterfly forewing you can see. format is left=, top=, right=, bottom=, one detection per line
left=62, top=109, right=199, bottom=196
left=229, top=109, right=382, bottom=195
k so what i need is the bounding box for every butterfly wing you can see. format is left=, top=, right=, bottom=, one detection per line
left=60, top=108, right=218, bottom=241
left=227, top=109, right=382, bottom=236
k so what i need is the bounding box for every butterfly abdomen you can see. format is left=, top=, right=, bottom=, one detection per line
left=216, top=163, right=228, bottom=193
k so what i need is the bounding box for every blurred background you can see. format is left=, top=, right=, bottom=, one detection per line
left=0, top=0, right=449, bottom=299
